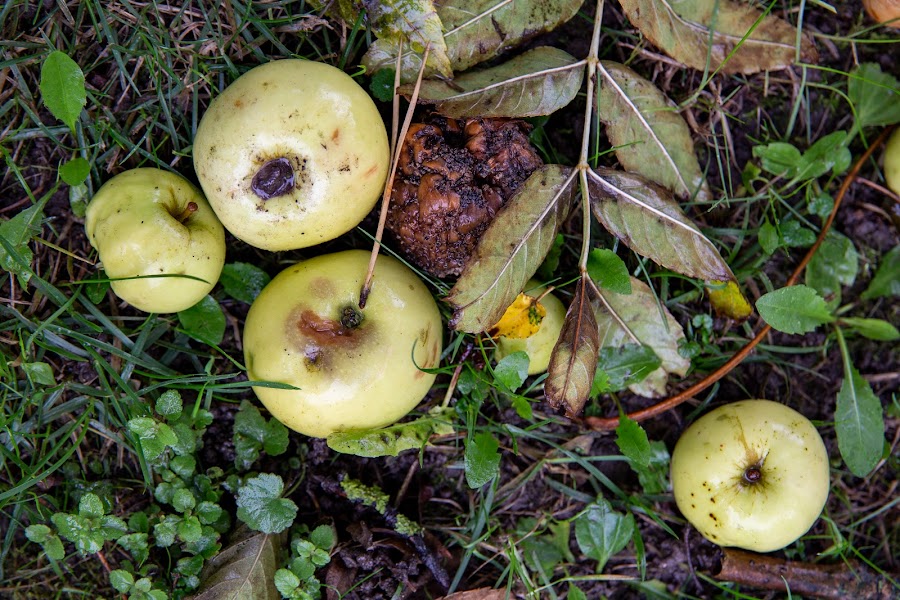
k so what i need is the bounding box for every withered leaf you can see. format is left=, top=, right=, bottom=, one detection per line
left=545, top=275, right=601, bottom=417
left=588, top=167, right=734, bottom=283
left=363, top=0, right=583, bottom=81
left=447, top=165, right=577, bottom=333
left=597, top=61, right=710, bottom=202
left=365, top=0, right=452, bottom=78
left=489, top=292, right=547, bottom=339
left=618, top=0, right=817, bottom=74
left=402, top=46, right=584, bottom=118
left=595, top=278, right=690, bottom=398
left=189, top=526, right=284, bottom=600
left=708, top=279, right=752, bottom=321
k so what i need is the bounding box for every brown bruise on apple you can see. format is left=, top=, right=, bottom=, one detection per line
left=285, top=303, right=372, bottom=374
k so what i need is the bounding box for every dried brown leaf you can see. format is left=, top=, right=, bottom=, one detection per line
left=189, top=526, right=285, bottom=600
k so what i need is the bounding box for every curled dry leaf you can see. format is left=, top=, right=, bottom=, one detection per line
left=708, top=279, right=752, bottom=321
left=596, top=278, right=690, bottom=398
left=363, top=0, right=583, bottom=81
left=447, top=165, right=577, bottom=333
left=618, top=0, right=818, bottom=74
left=587, top=167, right=735, bottom=283
left=545, top=275, right=601, bottom=417
left=597, top=60, right=710, bottom=202
left=402, top=46, right=584, bottom=118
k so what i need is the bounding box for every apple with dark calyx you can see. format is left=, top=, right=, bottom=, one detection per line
left=670, top=399, right=830, bottom=553
left=242, top=250, right=443, bottom=438
left=192, top=59, right=390, bottom=251
left=84, top=168, right=226, bottom=314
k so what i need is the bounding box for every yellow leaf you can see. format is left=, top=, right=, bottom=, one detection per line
left=708, top=280, right=752, bottom=322
left=489, top=293, right=547, bottom=339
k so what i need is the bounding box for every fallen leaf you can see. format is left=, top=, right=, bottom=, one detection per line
left=189, top=526, right=285, bottom=600
left=708, top=279, right=752, bottom=321
left=489, top=292, right=547, bottom=339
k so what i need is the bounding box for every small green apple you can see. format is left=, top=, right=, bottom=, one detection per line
left=85, top=168, right=226, bottom=314
left=192, top=59, right=390, bottom=251
left=670, top=399, right=830, bottom=553
left=494, top=281, right=566, bottom=375
left=884, top=126, right=900, bottom=195
left=243, top=250, right=443, bottom=438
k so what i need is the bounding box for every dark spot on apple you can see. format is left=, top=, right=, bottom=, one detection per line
left=310, top=277, right=335, bottom=299
left=744, top=466, right=763, bottom=483
left=251, top=157, right=294, bottom=200
left=331, top=128, right=340, bottom=142
left=234, top=99, right=243, bottom=108
left=709, top=513, right=717, bottom=521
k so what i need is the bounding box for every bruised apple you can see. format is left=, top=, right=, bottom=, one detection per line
left=243, top=250, right=443, bottom=438
left=192, top=59, right=390, bottom=251
left=670, top=400, right=830, bottom=552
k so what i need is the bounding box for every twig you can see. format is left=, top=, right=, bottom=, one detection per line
left=584, top=125, right=895, bottom=431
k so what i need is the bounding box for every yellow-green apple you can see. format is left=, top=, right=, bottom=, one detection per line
left=884, top=126, right=900, bottom=195
left=192, top=59, right=390, bottom=251
left=494, top=281, right=566, bottom=375
left=242, top=250, right=443, bottom=438
left=670, top=399, right=830, bottom=552
left=85, top=168, right=225, bottom=313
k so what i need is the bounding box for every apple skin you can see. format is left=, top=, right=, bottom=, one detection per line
left=192, top=59, right=390, bottom=251
left=242, top=250, right=443, bottom=438
left=670, top=400, right=830, bottom=553
left=85, top=168, right=226, bottom=314
left=494, top=282, right=566, bottom=375
left=885, top=127, right=900, bottom=195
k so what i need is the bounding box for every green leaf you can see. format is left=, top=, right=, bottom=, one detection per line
left=493, top=351, right=530, bottom=391
left=617, top=0, right=816, bottom=75
left=309, top=524, right=336, bottom=552
left=635, top=441, right=671, bottom=495
left=848, top=63, right=900, bottom=130
left=597, top=61, right=710, bottom=202
left=758, top=221, right=779, bottom=255
left=110, top=569, right=135, bottom=593
left=754, top=142, right=802, bottom=177
left=59, top=157, right=91, bottom=186
left=835, top=363, right=885, bottom=477
left=615, top=417, right=653, bottom=469
left=545, top=276, right=601, bottom=417
left=51, top=513, right=104, bottom=554
left=220, top=262, right=271, bottom=304
left=22, top=361, right=55, bottom=387
left=780, top=220, right=816, bottom=248
left=587, top=248, right=632, bottom=295
left=756, top=285, right=834, bottom=334
left=840, top=318, right=900, bottom=341
left=405, top=46, right=583, bottom=118
left=517, top=518, right=573, bottom=575
left=191, top=525, right=285, bottom=600
left=39, top=51, right=86, bottom=131
left=0, top=201, right=45, bottom=285
left=25, top=524, right=53, bottom=544
left=568, top=585, right=588, bottom=600
left=595, top=344, right=661, bottom=392
left=235, top=474, right=298, bottom=534
left=173, top=488, right=197, bottom=513
left=588, top=168, right=735, bottom=283
left=156, top=390, right=183, bottom=418
left=369, top=68, right=396, bottom=102
left=754, top=132, right=851, bottom=181
left=274, top=569, right=301, bottom=596
left=861, top=245, right=900, bottom=300
left=447, top=165, right=576, bottom=333
left=178, top=515, right=204, bottom=543
left=177, top=295, right=225, bottom=346
left=806, top=232, right=858, bottom=308
left=368, top=0, right=452, bottom=77
left=573, top=499, right=635, bottom=573
left=79, top=493, right=104, bottom=518
left=465, top=432, right=501, bottom=489
left=233, top=401, right=289, bottom=470
left=327, top=407, right=454, bottom=457
left=128, top=418, right=178, bottom=461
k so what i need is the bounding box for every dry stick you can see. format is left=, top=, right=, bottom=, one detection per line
left=716, top=548, right=898, bottom=600
left=583, top=125, right=895, bottom=431
left=359, top=44, right=431, bottom=309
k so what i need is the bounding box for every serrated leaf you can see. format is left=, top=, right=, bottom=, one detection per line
left=367, top=0, right=452, bottom=78
left=597, top=61, right=710, bottom=202
left=586, top=248, right=631, bottom=295
left=806, top=231, right=859, bottom=309
left=0, top=201, right=45, bottom=285
left=707, top=279, right=752, bottom=321
left=189, top=525, right=284, bottom=600
left=848, top=63, right=900, bottom=130
left=861, top=245, right=900, bottom=300
left=493, top=351, right=530, bottom=391
left=220, top=263, right=271, bottom=304
left=756, top=285, right=834, bottom=334
left=595, top=278, right=690, bottom=398
left=404, top=46, right=583, bottom=118
left=618, top=0, right=817, bottom=75
left=178, top=295, right=225, bottom=346
left=754, top=131, right=850, bottom=181
left=615, top=417, right=653, bottom=468
left=233, top=401, right=288, bottom=469
left=465, top=432, right=501, bottom=488
left=59, top=157, right=91, bottom=186
left=595, top=344, right=661, bottom=392
left=835, top=363, right=884, bottom=477
left=545, top=276, right=602, bottom=417
left=588, top=168, right=734, bottom=283
left=156, top=390, right=183, bottom=418
left=573, top=499, right=634, bottom=573
left=363, top=0, right=582, bottom=81
left=328, top=408, right=454, bottom=457
left=447, top=165, right=576, bottom=333
left=235, top=474, right=297, bottom=534
left=39, top=51, right=86, bottom=131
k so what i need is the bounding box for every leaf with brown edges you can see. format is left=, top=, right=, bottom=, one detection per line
left=588, top=168, right=734, bottom=283
left=545, top=275, right=602, bottom=417
left=447, top=165, right=577, bottom=333
left=618, top=0, right=817, bottom=74
left=597, top=61, right=710, bottom=202
left=402, top=46, right=584, bottom=118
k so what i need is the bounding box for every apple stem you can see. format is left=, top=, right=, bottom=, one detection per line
left=176, top=202, right=199, bottom=223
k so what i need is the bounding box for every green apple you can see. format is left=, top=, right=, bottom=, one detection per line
left=85, top=168, right=226, bottom=314
left=670, top=399, right=830, bottom=552
left=494, top=281, right=566, bottom=375
left=192, top=59, right=390, bottom=251
left=884, top=126, right=900, bottom=195
left=242, top=250, right=443, bottom=438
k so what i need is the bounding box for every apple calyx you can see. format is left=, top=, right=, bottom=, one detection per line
left=340, top=305, right=364, bottom=329
left=251, top=157, right=295, bottom=200
left=743, top=464, right=763, bottom=484
left=174, top=201, right=199, bottom=223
